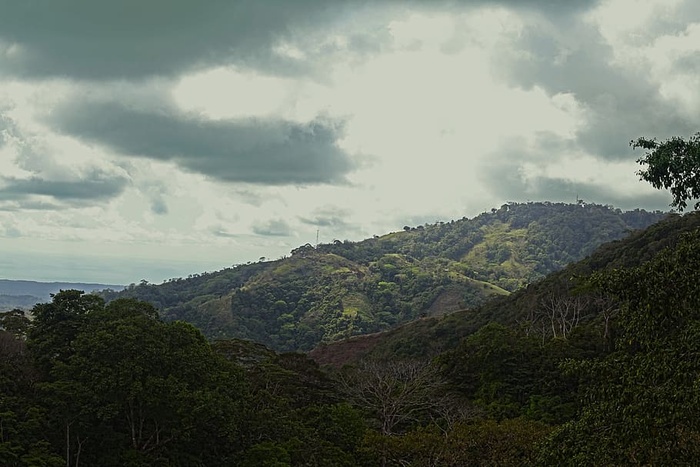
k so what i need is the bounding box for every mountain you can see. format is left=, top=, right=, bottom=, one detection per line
left=0, top=279, right=124, bottom=311
left=101, top=202, right=666, bottom=352
left=309, top=211, right=700, bottom=366
left=6, top=209, right=699, bottom=466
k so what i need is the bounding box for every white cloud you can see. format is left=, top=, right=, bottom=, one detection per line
left=172, top=68, right=299, bottom=119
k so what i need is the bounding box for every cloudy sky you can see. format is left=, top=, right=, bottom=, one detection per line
left=1, top=0, right=699, bottom=284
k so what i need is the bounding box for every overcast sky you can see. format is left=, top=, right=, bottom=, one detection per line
left=1, top=0, right=698, bottom=284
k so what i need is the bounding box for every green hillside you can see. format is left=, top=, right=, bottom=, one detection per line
left=6, top=211, right=700, bottom=466
left=310, top=211, right=700, bottom=366
left=101, top=202, right=665, bottom=352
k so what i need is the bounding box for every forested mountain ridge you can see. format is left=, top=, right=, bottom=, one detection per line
left=310, top=211, right=700, bottom=366
left=4, top=211, right=700, bottom=466
left=100, top=202, right=665, bottom=352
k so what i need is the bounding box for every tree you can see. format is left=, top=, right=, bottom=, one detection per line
left=0, top=309, right=31, bottom=338
left=26, top=296, right=246, bottom=466
left=540, top=293, right=585, bottom=340
left=56, top=302, right=246, bottom=465
left=631, top=132, right=700, bottom=211
left=539, top=230, right=700, bottom=465
left=27, top=290, right=104, bottom=374
left=336, top=359, right=448, bottom=436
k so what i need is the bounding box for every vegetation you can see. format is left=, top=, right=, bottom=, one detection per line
left=632, top=132, right=700, bottom=211
left=539, top=229, right=700, bottom=464
left=101, top=202, right=664, bottom=352
left=3, top=210, right=700, bottom=464
left=311, top=211, right=700, bottom=366
left=5, top=131, right=700, bottom=464
left=0, top=291, right=561, bottom=466
left=0, top=292, right=369, bottom=466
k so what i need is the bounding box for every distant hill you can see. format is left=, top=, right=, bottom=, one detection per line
left=309, top=211, right=700, bottom=366
left=0, top=280, right=124, bottom=311
left=101, top=202, right=666, bottom=352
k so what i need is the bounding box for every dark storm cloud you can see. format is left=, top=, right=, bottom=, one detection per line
left=49, top=100, right=356, bottom=185
left=150, top=198, right=168, bottom=215
left=452, top=0, right=600, bottom=17
left=474, top=2, right=699, bottom=209
left=231, top=189, right=269, bottom=207
left=0, top=200, right=62, bottom=212
left=252, top=219, right=293, bottom=237
left=140, top=181, right=169, bottom=215
left=492, top=15, right=699, bottom=160
left=0, top=0, right=385, bottom=80
left=0, top=171, right=129, bottom=205
left=0, top=0, right=600, bottom=81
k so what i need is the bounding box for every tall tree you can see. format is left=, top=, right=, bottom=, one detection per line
left=632, top=132, right=700, bottom=211
left=47, top=298, right=247, bottom=465
left=0, top=309, right=31, bottom=338
left=336, top=359, right=448, bottom=436
left=27, top=290, right=104, bottom=375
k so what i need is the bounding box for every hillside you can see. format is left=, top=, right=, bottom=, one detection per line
left=101, top=202, right=666, bottom=352
left=310, top=211, right=700, bottom=366
left=6, top=210, right=700, bottom=466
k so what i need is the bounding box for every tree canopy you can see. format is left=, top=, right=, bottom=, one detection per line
left=632, top=132, right=700, bottom=211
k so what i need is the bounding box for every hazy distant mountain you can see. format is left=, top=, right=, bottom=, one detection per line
left=0, top=280, right=124, bottom=310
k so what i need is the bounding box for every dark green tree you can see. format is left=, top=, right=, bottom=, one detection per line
left=632, top=132, right=700, bottom=211
left=0, top=309, right=31, bottom=338
left=46, top=298, right=247, bottom=465
left=27, top=290, right=104, bottom=375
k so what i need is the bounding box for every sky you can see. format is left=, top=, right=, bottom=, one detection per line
left=1, top=0, right=699, bottom=284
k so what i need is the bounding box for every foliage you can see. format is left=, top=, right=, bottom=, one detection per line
left=313, top=214, right=700, bottom=369
left=6, top=211, right=699, bottom=464
left=538, top=229, right=700, bottom=465
left=440, top=323, right=604, bottom=424
left=360, top=418, right=552, bottom=466
left=335, top=359, right=451, bottom=435
left=3, top=291, right=376, bottom=465
left=632, top=133, right=700, bottom=211
left=214, top=339, right=367, bottom=466
left=0, top=309, right=31, bottom=337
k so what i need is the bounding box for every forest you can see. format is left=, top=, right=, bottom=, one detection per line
left=1, top=133, right=700, bottom=465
